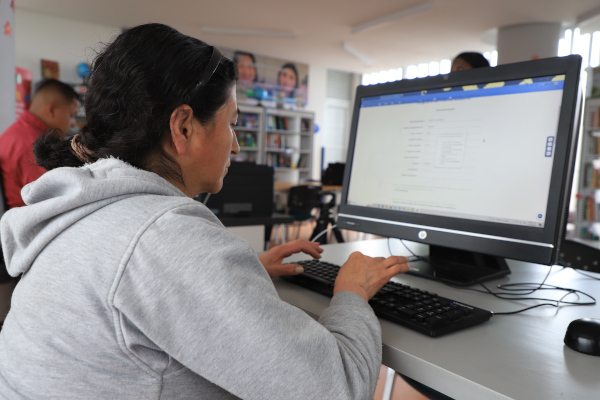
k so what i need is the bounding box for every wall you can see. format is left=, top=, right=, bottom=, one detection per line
left=0, top=1, right=15, bottom=133
left=15, top=9, right=120, bottom=85
left=14, top=9, right=332, bottom=182
left=306, top=64, right=327, bottom=181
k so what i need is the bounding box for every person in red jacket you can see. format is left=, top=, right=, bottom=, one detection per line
left=0, top=79, right=80, bottom=208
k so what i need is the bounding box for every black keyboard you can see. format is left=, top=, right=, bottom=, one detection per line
left=283, top=259, right=493, bottom=337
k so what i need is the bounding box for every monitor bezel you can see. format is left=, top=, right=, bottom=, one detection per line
left=337, top=55, right=582, bottom=266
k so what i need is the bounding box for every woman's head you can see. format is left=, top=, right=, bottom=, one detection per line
left=451, top=52, right=490, bottom=72
left=278, top=63, right=298, bottom=90
left=234, top=51, right=257, bottom=83
left=34, top=23, right=238, bottom=192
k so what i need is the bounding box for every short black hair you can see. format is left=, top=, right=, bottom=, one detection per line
left=453, top=52, right=490, bottom=69
left=34, top=79, right=81, bottom=103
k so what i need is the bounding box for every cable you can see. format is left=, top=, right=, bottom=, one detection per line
left=386, top=237, right=426, bottom=261
left=557, top=257, right=600, bottom=280
left=444, top=265, right=597, bottom=315
left=311, top=224, right=337, bottom=243
left=571, top=268, right=600, bottom=280
left=203, top=193, right=211, bottom=205
left=385, top=240, right=596, bottom=315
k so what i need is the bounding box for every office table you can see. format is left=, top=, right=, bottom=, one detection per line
left=275, top=239, right=600, bottom=400
left=218, top=213, right=293, bottom=251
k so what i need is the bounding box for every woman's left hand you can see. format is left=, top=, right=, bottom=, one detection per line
left=258, top=239, right=323, bottom=278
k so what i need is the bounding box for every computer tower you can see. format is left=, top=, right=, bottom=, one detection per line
left=196, top=162, right=274, bottom=217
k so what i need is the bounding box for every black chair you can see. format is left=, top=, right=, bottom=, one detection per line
left=0, top=172, right=13, bottom=332
left=0, top=172, right=11, bottom=283
left=286, top=185, right=321, bottom=240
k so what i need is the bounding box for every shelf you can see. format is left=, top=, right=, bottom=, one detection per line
left=266, top=129, right=300, bottom=135
left=238, top=105, right=314, bottom=183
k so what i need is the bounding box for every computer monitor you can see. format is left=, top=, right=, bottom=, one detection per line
left=337, top=55, right=582, bottom=286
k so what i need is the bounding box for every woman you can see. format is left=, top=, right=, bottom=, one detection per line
left=234, top=51, right=258, bottom=83
left=0, top=23, right=409, bottom=399
left=277, top=62, right=299, bottom=98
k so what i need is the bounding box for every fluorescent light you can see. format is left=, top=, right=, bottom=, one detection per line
left=417, top=63, right=428, bottom=78
left=351, top=1, right=434, bottom=34
left=342, top=42, right=374, bottom=66
left=388, top=68, right=399, bottom=82
left=369, top=72, right=379, bottom=84
left=490, top=51, right=498, bottom=66
left=378, top=70, right=389, bottom=84
left=439, top=59, right=451, bottom=74
left=201, top=27, right=296, bottom=38
left=406, top=65, right=417, bottom=79
left=428, top=62, right=439, bottom=76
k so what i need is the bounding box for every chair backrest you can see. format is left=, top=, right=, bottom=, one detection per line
left=287, top=185, right=321, bottom=218
left=0, top=172, right=12, bottom=283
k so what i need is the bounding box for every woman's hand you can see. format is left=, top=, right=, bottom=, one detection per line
left=334, top=252, right=410, bottom=302
left=258, top=239, right=323, bottom=278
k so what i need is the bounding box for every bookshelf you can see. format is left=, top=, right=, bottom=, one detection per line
left=576, top=97, right=600, bottom=240
left=234, top=104, right=264, bottom=164
left=233, top=105, right=315, bottom=184
left=264, top=108, right=314, bottom=183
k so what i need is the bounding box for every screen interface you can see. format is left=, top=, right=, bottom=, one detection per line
left=347, top=75, right=565, bottom=228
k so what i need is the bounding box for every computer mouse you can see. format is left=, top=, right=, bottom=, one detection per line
left=564, top=318, right=600, bottom=356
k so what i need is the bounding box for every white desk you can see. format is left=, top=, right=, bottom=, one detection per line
left=275, top=239, right=600, bottom=400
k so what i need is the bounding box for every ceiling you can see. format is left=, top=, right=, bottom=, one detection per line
left=15, top=0, right=600, bottom=74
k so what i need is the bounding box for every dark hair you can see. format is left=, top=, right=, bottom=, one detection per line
left=234, top=51, right=257, bottom=82
left=278, top=63, right=299, bottom=88
left=33, top=23, right=237, bottom=185
left=453, top=52, right=490, bottom=69
left=34, top=79, right=81, bottom=104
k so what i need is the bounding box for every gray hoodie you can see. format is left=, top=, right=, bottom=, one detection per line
left=0, top=158, right=382, bottom=399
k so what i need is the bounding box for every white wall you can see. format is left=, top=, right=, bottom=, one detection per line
left=0, top=1, right=15, bottom=133
left=15, top=9, right=120, bottom=85
left=14, top=9, right=330, bottom=182
left=306, top=64, right=327, bottom=181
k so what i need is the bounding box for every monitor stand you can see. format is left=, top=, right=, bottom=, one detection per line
left=406, top=245, right=511, bottom=286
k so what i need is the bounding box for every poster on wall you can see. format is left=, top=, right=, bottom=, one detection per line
left=41, top=59, right=59, bottom=79
left=15, top=67, right=32, bottom=118
left=221, top=48, right=308, bottom=110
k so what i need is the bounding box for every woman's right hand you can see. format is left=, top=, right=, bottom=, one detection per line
left=333, top=252, right=410, bottom=302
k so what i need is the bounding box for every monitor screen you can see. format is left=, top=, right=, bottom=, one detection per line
left=337, top=55, right=582, bottom=285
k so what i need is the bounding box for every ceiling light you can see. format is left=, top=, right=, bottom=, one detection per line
left=201, top=27, right=296, bottom=39
left=342, top=42, right=374, bottom=66
left=351, top=1, right=434, bottom=34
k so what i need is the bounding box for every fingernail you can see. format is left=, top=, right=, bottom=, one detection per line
left=295, top=266, right=304, bottom=274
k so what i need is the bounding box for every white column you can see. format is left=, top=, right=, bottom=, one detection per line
left=497, top=22, right=563, bottom=65
left=0, top=1, right=16, bottom=133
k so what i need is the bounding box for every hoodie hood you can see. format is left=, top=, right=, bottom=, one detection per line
left=0, top=158, right=186, bottom=277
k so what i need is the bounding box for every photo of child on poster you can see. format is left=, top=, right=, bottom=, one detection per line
left=225, top=48, right=308, bottom=110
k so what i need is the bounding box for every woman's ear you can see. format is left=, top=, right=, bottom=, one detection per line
left=169, top=105, right=195, bottom=155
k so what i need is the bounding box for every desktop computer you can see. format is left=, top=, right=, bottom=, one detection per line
left=283, top=55, right=583, bottom=336
left=337, top=54, right=582, bottom=286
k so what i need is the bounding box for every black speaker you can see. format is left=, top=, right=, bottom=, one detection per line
left=559, top=238, right=600, bottom=273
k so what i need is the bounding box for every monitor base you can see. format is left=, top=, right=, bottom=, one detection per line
left=405, top=245, right=511, bottom=286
